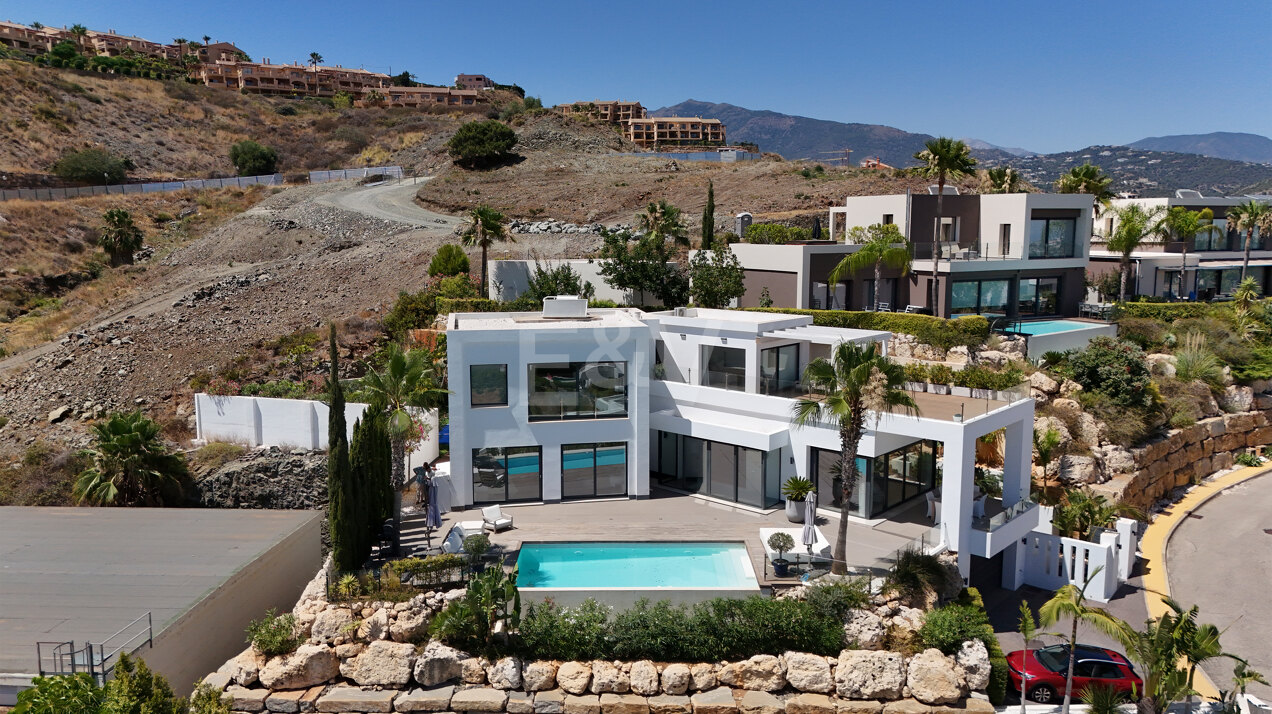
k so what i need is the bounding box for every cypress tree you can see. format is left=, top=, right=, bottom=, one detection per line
left=326, top=325, right=358, bottom=572
left=369, top=408, right=394, bottom=529
left=701, top=180, right=715, bottom=249
left=349, top=415, right=371, bottom=563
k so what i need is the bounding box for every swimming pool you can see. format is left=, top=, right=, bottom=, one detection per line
left=516, top=542, right=760, bottom=606
left=1008, top=319, right=1105, bottom=336
left=1004, top=319, right=1119, bottom=360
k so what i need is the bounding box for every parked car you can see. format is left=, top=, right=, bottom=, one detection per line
left=1006, top=643, right=1142, bottom=704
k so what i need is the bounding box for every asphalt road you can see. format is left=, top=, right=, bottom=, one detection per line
left=1167, top=472, right=1272, bottom=699
left=315, top=179, right=461, bottom=229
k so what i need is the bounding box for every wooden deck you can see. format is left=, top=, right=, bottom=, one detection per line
left=402, top=489, right=933, bottom=587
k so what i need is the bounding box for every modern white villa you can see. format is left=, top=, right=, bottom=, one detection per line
left=445, top=297, right=1054, bottom=589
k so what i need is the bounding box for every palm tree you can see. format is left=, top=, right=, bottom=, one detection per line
left=913, top=138, right=977, bottom=310
left=202, top=34, right=211, bottom=45
left=1122, top=597, right=1228, bottom=714
left=1105, top=202, right=1166, bottom=301
left=637, top=200, right=688, bottom=250
left=1055, top=163, right=1114, bottom=206
left=30, top=21, right=43, bottom=30
left=1018, top=601, right=1038, bottom=714
left=1225, top=199, right=1271, bottom=281
left=308, top=51, right=323, bottom=68
left=173, top=37, right=187, bottom=59
left=1038, top=570, right=1134, bottom=714
left=983, top=166, right=1022, bottom=194
left=792, top=341, right=918, bottom=574
left=1180, top=620, right=1227, bottom=714
left=1033, top=427, right=1062, bottom=503
left=73, top=411, right=189, bottom=506
left=68, top=23, right=87, bottom=45
left=831, top=223, right=912, bottom=310
left=1159, top=207, right=1224, bottom=298
left=461, top=205, right=512, bottom=297
left=99, top=208, right=144, bottom=267
left=1054, top=489, right=1144, bottom=541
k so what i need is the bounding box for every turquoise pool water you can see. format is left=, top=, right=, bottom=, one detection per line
left=1010, top=319, right=1104, bottom=336
left=517, top=542, right=756, bottom=589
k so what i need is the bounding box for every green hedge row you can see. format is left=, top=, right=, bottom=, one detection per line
left=435, top=298, right=506, bottom=314
left=744, top=308, right=988, bottom=350
left=1114, top=302, right=1214, bottom=322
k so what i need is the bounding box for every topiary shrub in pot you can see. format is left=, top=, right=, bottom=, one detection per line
left=767, top=531, right=796, bottom=578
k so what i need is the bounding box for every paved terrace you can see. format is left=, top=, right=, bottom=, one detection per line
left=403, top=489, right=934, bottom=587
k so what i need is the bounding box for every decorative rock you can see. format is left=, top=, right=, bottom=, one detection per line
left=785, top=693, right=836, bottom=714
left=738, top=690, right=784, bottom=714
left=690, top=663, right=717, bottom=691
left=488, top=656, right=524, bottom=690
left=690, top=687, right=738, bottom=714
left=451, top=687, right=510, bottom=712
left=558, top=662, right=594, bottom=695
left=1146, top=354, right=1177, bottom=378
left=200, top=671, right=232, bottom=692
left=220, top=647, right=266, bottom=686
left=881, top=699, right=931, bottom=714
left=225, top=685, right=269, bottom=712
left=843, top=609, right=887, bottom=650
left=463, top=657, right=492, bottom=684
left=591, top=661, right=630, bottom=694
left=264, top=689, right=307, bottom=713
left=391, top=609, right=433, bottom=643
left=600, top=693, right=650, bottom=714
left=955, top=641, right=991, bottom=692
left=718, top=655, right=785, bottom=692
left=648, top=694, right=692, bottom=714
left=415, top=641, right=469, bottom=686
left=509, top=691, right=537, bottom=714
left=358, top=608, right=390, bottom=641
left=1222, top=385, right=1255, bottom=412
left=259, top=644, right=340, bottom=690
left=525, top=661, right=560, bottom=692
left=566, top=694, right=602, bottom=714
left=891, top=607, right=926, bottom=635
left=781, top=652, right=833, bottom=693
left=835, top=701, right=883, bottom=714
left=536, top=690, right=567, bottom=714
left=835, top=650, right=906, bottom=700
left=1028, top=371, right=1059, bottom=395
left=339, top=640, right=415, bottom=687
left=630, top=661, right=660, bottom=696
left=1057, top=454, right=1103, bottom=485
left=334, top=643, right=364, bottom=659
left=1098, top=445, right=1136, bottom=475
left=660, top=663, right=691, bottom=695
left=315, top=686, right=396, bottom=712
left=311, top=608, right=355, bottom=644
left=906, top=649, right=964, bottom=705
left=393, top=686, right=455, bottom=712
left=1059, top=379, right=1083, bottom=398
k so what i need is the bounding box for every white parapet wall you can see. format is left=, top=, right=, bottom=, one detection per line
left=194, top=394, right=439, bottom=464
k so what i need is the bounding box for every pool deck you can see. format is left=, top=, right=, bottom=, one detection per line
left=401, top=489, right=933, bottom=587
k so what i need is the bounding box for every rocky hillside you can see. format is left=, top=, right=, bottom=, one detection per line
left=1129, top=131, right=1272, bottom=165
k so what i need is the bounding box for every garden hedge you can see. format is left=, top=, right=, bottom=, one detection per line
left=435, top=298, right=507, bottom=314
left=1114, top=302, right=1213, bottom=322
left=744, top=308, right=988, bottom=350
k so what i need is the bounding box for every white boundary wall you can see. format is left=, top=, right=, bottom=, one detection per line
left=194, top=394, right=439, bottom=463
left=1019, top=516, right=1137, bottom=602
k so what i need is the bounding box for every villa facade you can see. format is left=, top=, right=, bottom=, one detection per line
left=446, top=299, right=1046, bottom=586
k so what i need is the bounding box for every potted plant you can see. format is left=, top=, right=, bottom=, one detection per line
left=780, top=476, right=815, bottom=522
left=463, top=533, right=491, bottom=572
left=928, top=364, right=954, bottom=395
left=767, top=532, right=796, bottom=578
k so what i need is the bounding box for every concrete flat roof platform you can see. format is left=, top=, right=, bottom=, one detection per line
left=0, top=507, right=320, bottom=684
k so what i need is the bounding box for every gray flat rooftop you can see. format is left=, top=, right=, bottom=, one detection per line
left=0, top=507, right=318, bottom=675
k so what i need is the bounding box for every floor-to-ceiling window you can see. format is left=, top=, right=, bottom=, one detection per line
left=528, top=362, right=627, bottom=421
left=950, top=279, right=1010, bottom=316
left=1028, top=218, right=1077, bottom=258
left=1018, top=277, right=1060, bottom=316
left=472, top=446, right=542, bottom=503
left=760, top=343, right=800, bottom=396
left=654, top=431, right=780, bottom=508
left=562, top=442, right=627, bottom=499
left=810, top=280, right=848, bottom=310
left=811, top=447, right=868, bottom=518
left=702, top=346, right=746, bottom=391
left=811, top=440, right=935, bottom=518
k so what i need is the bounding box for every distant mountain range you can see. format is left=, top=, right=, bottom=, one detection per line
left=1127, top=132, right=1272, bottom=165
left=651, top=100, right=1272, bottom=197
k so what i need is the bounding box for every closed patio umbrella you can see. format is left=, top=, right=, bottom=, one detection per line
left=802, top=490, right=817, bottom=558
left=426, top=478, right=442, bottom=530
left=811, top=217, right=822, bottom=241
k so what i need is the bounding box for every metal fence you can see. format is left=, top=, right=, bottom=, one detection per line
left=615, top=152, right=762, bottom=162
left=0, top=174, right=283, bottom=202
left=309, top=166, right=404, bottom=183
left=36, top=611, right=153, bottom=684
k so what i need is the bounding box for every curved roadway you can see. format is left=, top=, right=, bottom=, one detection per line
left=314, top=180, right=461, bottom=230
left=1166, top=472, right=1272, bottom=700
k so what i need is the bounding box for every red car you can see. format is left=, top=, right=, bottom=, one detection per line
left=1006, top=644, right=1142, bottom=704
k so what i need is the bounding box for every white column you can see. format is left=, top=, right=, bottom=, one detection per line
left=939, top=430, right=977, bottom=581
left=1002, top=416, right=1033, bottom=507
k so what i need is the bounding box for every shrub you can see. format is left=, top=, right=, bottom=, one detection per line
left=743, top=223, right=812, bottom=244
left=1173, top=332, right=1224, bottom=387
left=1078, top=391, right=1152, bottom=447
left=229, top=140, right=279, bottom=176
left=99, top=654, right=184, bottom=714
left=1117, top=317, right=1167, bottom=350
left=805, top=580, right=870, bottom=619
left=887, top=549, right=951, bottom=602
left=919, top=603, right=989, bottom=654
left=391, top=553, right=466, bottom=587
left=429, top=566, right=520, bottom=655
left=447, top=119, right=517, bottom=167
left=743, top=308, right=988, bottom=350
left=245, top=608, right=300, bottom=657
left=1116, top=301, right=1212, bottom=322
left=428, top=244, right=471, bottom=276
left=1066, top=337, right=1153, bottom=408
left=189, top=683, right=232, bottom=714
left=52, top=148, right=132, bottom=184
left=190, top=442, right=246, bottom=472
left=98, top=208, right=144, bottom=266
left=519, top=598, right=612, bottom=661
left=274, top=104, right=298, bottom=116
left=1235, top=452, right=1265, bottom=467
left=13, top=673, right=103, bottom=713
left=383, top=274, right=483, bottom=340
left=952, top=365, right=1024, bottom=391
left=435, top=297, right=504, bottom=314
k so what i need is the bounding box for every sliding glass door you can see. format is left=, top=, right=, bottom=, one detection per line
left=760, top=343, right=800, bottom=396
left=654, top=431, right=780, bottom=508
left=472, top=446, right=542, bottom=503
left=562, top=442, right=627, bottom=499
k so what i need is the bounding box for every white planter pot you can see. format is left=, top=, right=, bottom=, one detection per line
left=930, top=384, right=951, bottom=395
left=904, top=382, right=927, bottom=392
left=951, top=386, right=972, bottom=397
left=785, top=498, right=804, bottom=522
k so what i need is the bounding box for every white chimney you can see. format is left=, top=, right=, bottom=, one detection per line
left=542, top=295, right=588, bottom=319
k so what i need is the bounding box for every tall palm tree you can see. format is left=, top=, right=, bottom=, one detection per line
left=1105, top=202, right=1166, bottom=301
left=1038, top=570, right=1134, bottom=714
left=983, top=166, right=1022, bottom=194
left=1159, top=207, right=1223, bottom=298
left=308, top=51, right=323, bottom=68
left=637, top=199, right=688, bottom=248
left=202, top=34, right=211, bottom=45
left=1033, top=427, right=1062, bottom=504
left=1055, top=163, right=1114, bottom=206
left=73, top=411, right=189, bottom=506
left=913, top=138, right=977, bottom=311
left=30, top=21, right=43, bottom=30
left=1225, top=199, right=1271, bottom=281
left=173, top=37, right=187, bottom=59
left=461, top=204, right=512, bottom=298
left=792, top=341, right=918, bottom=574
left=831, top=223, right=912, bottom=310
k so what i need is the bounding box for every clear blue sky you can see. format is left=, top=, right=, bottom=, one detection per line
left=11, top=0, right=1271, bottom=153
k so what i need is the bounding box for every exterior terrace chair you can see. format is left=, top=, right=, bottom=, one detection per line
left=482, top=504, right=514, bottom=532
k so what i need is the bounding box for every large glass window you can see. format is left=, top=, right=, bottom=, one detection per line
left=1018, top=277, right=1060, bottom=316
left=811, top=447, right=868, bottom=517
left=654, top=431, right=779, bottom=508
left=528, top=362, right=627, bottom=421
left=870, top=440, right=936, bottom=517
left=562, top=442, right=627, bottom=499
left=469, top=364, right=508, bottom=407
left=472, top=446, right=541, bottom=503
left=1028, top=218, right=1077, bottom=258
left=702, top=346, right=746, bottom=391
left=760, top=343, right=800, bottom=396
left=1194, top=221, right=1231, bottom=251
left=950, top=279, right=1010, bottom=316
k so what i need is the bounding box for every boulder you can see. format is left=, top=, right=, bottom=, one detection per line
left=1028, top=371, right=1059, bottom=395
left=835, top=650, right=906, bottom=700
left=508, top=691, right=536, bottom=714
left=974, top=350, right=1012, bottom=368
left=525, top=661, right=560, bottom=692
left=906, top=649, right=964, bottom=705
left=334, top=642, right=364, bottom=659
left=315, top=686, right=396, bottom=712
left=718, top=655, right=785, bottom=691
left=558, top=662, right=593, bottom=695
left=310, top=607, right=355, bottom=644
left=738, top=690, right=784, bottom=714
left=786, top=693, right=836, bottom=714
left=566, top=694, right=602, bottom=714
left=1033, top=416, right=1071, bottom=447
left=390, top=609, right=433, bottom=643
left=881, top=699, right=932, bottom=714
left=488, top=657, right=524, bottom=690
left=1146, top=354, right=1177, bottom=378
left=648, top=694, right=692, bottom=714
left=1097, top=445, right=1136, bottom=475
left=842, top=610, right=886, bottom=650
left=1222, top=385, right=1255, bottom=413
left=1075, top=413, right=1102, bottom=449
left=394, top=686, right=455, bottom=712
left=48, top=406, right=71, bottom=423
left=630, top=661, right=660, bottom=696
left=414, top=640, right=468, bottom=686
left=264, top=688, right=307, bottom=712
left=600, top=693, right=650, bottom=714
left=339, top=640, right=415, bottom=687
left=891, top=607, right=926, bottom=635
left=1059, top=379, right=1084, bottom=398
left=690, top=663, right=717, bottom=691
left=782, top=652, right=833, bottom=693
left=451, top=688, right=509, bottom=712
left=225, top=685, right=269, bottom=712
left=1057, top=454, right=1103, bottom=485
left=955, top=640, right=991, bottom=692
left=258, top=644, right=340, bottom=690
left=536, top=690, right=567, bottom=714
left=690, top=687, right=738, bottom=714
left=219, top=647, right=265, bottom=686
left=357, top=608, right=389, bottom=641
left=1050, top=398, right=1082, bottom=420
left=942, top=346, right=965, bottom=364
left=660, top=663, right=691, bottom=695
left=591, top=661, right=630, bottom=694
left=463, top=657, right=491, bottom=684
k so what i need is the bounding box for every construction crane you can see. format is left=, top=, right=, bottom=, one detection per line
left=816, top=149, right=853, bottom=167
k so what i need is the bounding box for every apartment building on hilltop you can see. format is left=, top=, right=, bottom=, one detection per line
left=624, top=117, right=726, bottom=148
left=455, top=73, right=495, bottom=90
left=192, top=59, right=390, bottom=96
left=0, top=21, right=242, bottom=62
left=359, top=86, right=480, bottom=108
left=556, top=100, right=648, bottom=123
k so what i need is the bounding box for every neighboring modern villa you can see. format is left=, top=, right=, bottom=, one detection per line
left=445, top=298, right=1047, bottom=589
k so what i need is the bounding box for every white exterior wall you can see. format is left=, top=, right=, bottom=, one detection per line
left=446, top=318, right=652, bottom=508
left=830, top=195, right=909, bottom=242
